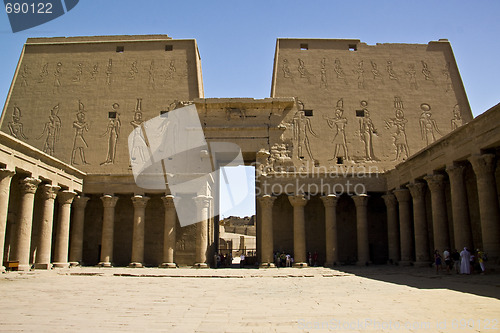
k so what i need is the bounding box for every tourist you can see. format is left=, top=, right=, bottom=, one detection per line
left=286, top=254, right=291, bottom=267
left=469, top=250, right=475, bottom=274
left=477, top=249, right=486, bottom=274
left=313, top=251, right=319, bottom=267
left=451, top=249, right=460, bottom=274
left=460, top=247, right=471, bottom=274
left=240, top=253, right=245, bottom=268
left=443, top=249, right=451, bottom=274
left=280, top=252, right=286, bottom=267
left=308, top=252, right=312, bottom=266
left=434, top=250, right=442, bottom=274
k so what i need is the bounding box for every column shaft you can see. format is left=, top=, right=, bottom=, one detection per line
left=0, top=170, right=14, bottom=272
left=194, top=195, right=211, bottom=268
left=289, top=195, right=308, bottom=266
left=53, top=191, right=76, bottom=268
left=425, top=174, right=450, bottom=252
left=394, top=189, right=412, bottom=264
left=446, top=166, right=472, bottom=250
left=258, top=195, right=276, bottom=267
left=99, top=195, right=118, bottom=267
left=353, top=194, right=370, bottom=265
left=321, top=195, right=339, bottom=266
left=129, top=195, right=150, bottom=267
left=382, top=194, right=399, bottom=263
left=34, top=185, right=60, bottom=269
left=69, top=196, right=89, bottom=265
left=160, top=195, right=177, bottom=268
left=407, top=183, right=430, bottom=264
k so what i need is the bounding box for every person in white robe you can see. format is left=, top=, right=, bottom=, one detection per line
left=460, top=247, right=471, bottom=274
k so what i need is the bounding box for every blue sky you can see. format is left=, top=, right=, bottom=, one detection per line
left=1, top=0, right=499, bottom=217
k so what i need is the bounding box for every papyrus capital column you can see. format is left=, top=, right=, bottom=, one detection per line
left=34, top=184, right=60, bottom=269
left=99, top=194, right=119, bottom=267
left=394, top=188, right=412, bottom=264
left=352, top=194, right=370, bottom=266
left=407, top=182, right=430, bottom=264
left=53, top=190, right=76, bottom=268
left=258, top=195, right=276, bottom=267
left=0, top=169, right=15, bottom=272
left=321, top=194, right=339, bottom=266
left=194, top=195, right=212, bottom=268
left=446, top=165, right=472, bottom=250
left=13, top=177, right=41, bottom=271
left=382, top=193, right=399, bottom=264
left=469, top=154, right=500, bottom=260
left=129, top=195, right=150, bottom=268
left=289, top=194, right=308, bottom=267
left=160, top=195, right=177, bottom=268
left=69, top=196, right=90, bottom=266
left=424, top=174, right=450, bottom=253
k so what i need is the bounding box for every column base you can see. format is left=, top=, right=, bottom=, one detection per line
left=69, top=261, right=80, bottom=267
left=128, top=262, right=143, bottom=268
left=194, top=263, right=208, bottom=268
left=98, top=262, right=112, bottom=267
left=17, top=264, right=31, bottom=271
left=259, top=262, right=275, bottom=268
left=293, top=262, right=308, bottom=268
left=414, top=261, right=432, bottom=267
left=52, top=262, right=70, bottom=268
left=0, top=266, right=5, bottom=273
left=34, top=263, right=52, bottom=270
left=159, top=263, right=177, bottom=268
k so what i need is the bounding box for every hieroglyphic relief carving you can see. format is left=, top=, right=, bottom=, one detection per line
left=353, top=60, right=365, bottom=89
left=292, top=102, right=318, bottom=160
left=334, top=58, right=348, bottom=85
left=282, top=59, right=292, bottom=79
left=442, top=62, right=452, bottom=92
left=320, top=58, right=327, bottom=88
left=385, top=97, right=409, bottom=161
left=324, top=99, right=349, bottom=162
left=36, top=104, right=62, bottom=156
left=451, top=104, right=463, bottom=130
left=38, top=63, right=49, bottom=83
left=419, top=103, right=442, bottom=145
left=386, top=61, right=399, bottom=81
left=101, top=103, right=121, bottom=165
left=71, top=101, right=90, bottom=165
left=297, top=58, right=312, bottom=83
left=358, top=100, right=378, bottom=161
left=148, top=60, right=155, bottom=89
left=370, top=61, right=383, bottom=82
left=8, top=106, right=28, bottom=140
left=130, top=98, right=147, bottom=164
left=20, top=65, right=29, bottom=90
left=72, top=63, right=83, bottom=82
left=105, top=59, right=113, bottom=85
left=90, top=64, right=98, bottom=80
left=421, top=61, right=433, bottom=82
left=129, top=61, right=138, bottom=80
left=405, top=64, right=418, bottom=90
left=166, top=60, right=176, bottom=80
left=53, top=62, right=62, bottom=93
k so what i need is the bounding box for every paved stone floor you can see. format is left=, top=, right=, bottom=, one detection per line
left=0, top=265, right=499, bottom=332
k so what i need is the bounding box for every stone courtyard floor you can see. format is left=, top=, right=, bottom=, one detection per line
left=0, top=265, right=499, bottom=332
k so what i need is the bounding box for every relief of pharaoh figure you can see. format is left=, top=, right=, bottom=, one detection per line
left=358, top=100, right=378, bottom=161
left=292, top=108, right=318, bottom=161
left=8, top=106, right=28, bottom=140
left=101, top=103, right=121, bottom=165
left=419, top=103, right=442, bottom=145
left=71, top=102, right=90, bottom=165
left=37, top=104, right=62, bottom=156
left=324, top=100, right=349, bottom=162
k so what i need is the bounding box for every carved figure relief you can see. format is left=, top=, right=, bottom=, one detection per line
left=405, top=64, right=418, bottom=90
left=334, top=58, right=348, bottom=85
left=38, top=63, right=49, bottom=83
left=386, top=61, right=399, bottom=81
left=421, top=61, right=433, bottom=81
left=297, top=58, right=312, bottom=83
left=148, top=60, right=155, bottom=89
left=37, top=104, right=62, bottom=156
left=129, top=61, right=138, bottom=79
left=292, top=103, right=318, bottom=160
left=358, top=100, right=378, bottom=161
left=282, top=59, right=292, bottom=79
left=451, top=104, right=463, bottom=130
left=370, top=61, right=383, bottom=82
left=20, top=65, right=29, bottom=89
left=90, top=64, right=98, bottom=80
left=353, top=60, right=365, bottom=89
left=419, top=103, right=442, bottom=145
left=320, top=58, right=327, bottom=88
left=166, top=60, right=176, bottom=80
left=442, top=62, right=452, bottom=92
left=225, top=107, right=246, bottom=120
left=105, top=59, right=113, bottom=85
left=101, top=103, right=121, bottom=165
left=72, top=63, right=83, bottom=82
left=130, top=98, right=147, bottom=164
left=53, top=62, right=62, bottom=93
left=8, top=106, right=28, bottom=140
left=71, top=101, right=90, bottom=165
left=385, top=97, right=409, bottom=161
left=323, top=99, right=349, bottom=162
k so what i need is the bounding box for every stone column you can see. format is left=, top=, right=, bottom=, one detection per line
left=321, top=194, right=339, bottom=266
left=69, top=196, right=89, bottom=266
left=394, top=189, right=412, bottom=264
left=34, top=185, right=60, bottom=269
left=352, top=194, right=370, bottom=266
left=13, top=177, right=41, bottom=271
left=160, top=195, right=177, bottom=268
left=194, top=195, right=211, bottom=268
left=99, top=194, right=119, bottom=267
left=424, top=174, right=450, bottom=253
left=382, top=193, right=399, bottom=263
left=288, top=194, right=308, bottom=267
left=469, top=154, right=500, bottom=260
left=407, top=183, right=430, bottom=265
left=0, top=169, right=15, bottom=272
left=53, top=190, right=76, bottom=268
left=446, top=165, right=473, bottom=250
left=258, top=195, right=276, bottom=267
left=129, top=195, right=150, bottom=268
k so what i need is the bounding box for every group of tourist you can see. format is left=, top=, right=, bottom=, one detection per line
left=214, top=252, right=233, bottom=268
left=274, top=251, right=294, bottom=267
left=434, top=248, right=487, bottom=274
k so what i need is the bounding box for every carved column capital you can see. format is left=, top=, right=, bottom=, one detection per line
left=352, top=194, right=369, bottom=207
left=19, top=177, right=41, bottom=194
left=381, top=193, right=397, bottom=209
left=162, top=195, right=175, bottom=209
left=194, top=195, right=212, bottom=209
left=0, top=169, right=15, bottom=181
left=258, top=195, right=276, bottom=209
left=288, top=194, right=307, bottom=207
left=424, top=174, right=446, bottom=193
left=468, top=154, right=496, bottom=180
left=41, top=184, right=60, bottom=200
left=101, top=194, right=119, bottom=208
left=446, top=165, right=465, bottom=182
left=132, top=195, right=150, bottom=209
left=393, top=188, right=411, bottom=203
left=407, top=182, right=426, bottom=201
left=321, top=194, right=338, bottom=208
left=73, top=196, right=90, bottom=209
left=58, top=190, right=76, bottom=205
